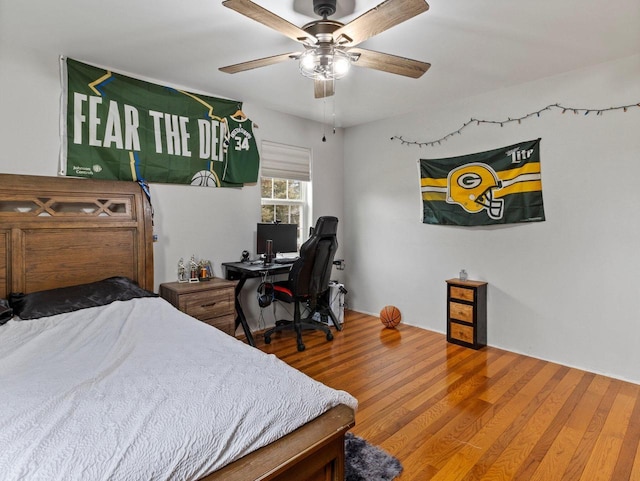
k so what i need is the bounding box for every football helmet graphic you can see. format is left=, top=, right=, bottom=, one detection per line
left=447, top=163, right=504, bottom=219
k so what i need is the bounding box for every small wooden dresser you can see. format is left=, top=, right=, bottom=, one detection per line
left=160, top=278, right=237, bottom=336
left=446, top=278, right=487, bottom=349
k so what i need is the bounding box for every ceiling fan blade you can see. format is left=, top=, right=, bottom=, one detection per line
left=349, top=47, right=430, bottom=78
left=314, top=79, right=335, bottom=98
left=222, top=0, right=316, bottom=45
left=333, top=0, right=429, bottom=47
left=219, top=52, right=300, bottom=74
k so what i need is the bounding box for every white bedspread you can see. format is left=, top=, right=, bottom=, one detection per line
left=0, top=297, right=357, bottom=481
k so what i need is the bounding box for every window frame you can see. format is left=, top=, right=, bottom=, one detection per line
left=260, top=176, right=311, bottom=250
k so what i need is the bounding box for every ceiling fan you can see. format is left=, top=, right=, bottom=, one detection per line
left=219, top=0, right=431, bottom=98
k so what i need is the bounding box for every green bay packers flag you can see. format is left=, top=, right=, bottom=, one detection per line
left=419, top=139, right=545, bottom=226
left=60, top=57, right=259, bottom=187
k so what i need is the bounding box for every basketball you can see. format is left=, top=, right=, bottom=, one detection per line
left=190, top=170, right=218, bottom=187
left=380, top=305, right=402, bottom=328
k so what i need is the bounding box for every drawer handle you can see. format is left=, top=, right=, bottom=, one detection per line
left=201, top=302, right=217, bottom=308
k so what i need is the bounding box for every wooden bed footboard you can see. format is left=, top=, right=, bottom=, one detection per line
left=202, top=404, right=355, bottom=481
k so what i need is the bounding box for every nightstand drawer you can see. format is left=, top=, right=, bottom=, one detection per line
left=450, top=322, right=474, bottom=344
left=181, top=289, right=233, bottom=321
left=201, top=313, right=235, bottom=334
left=450, top=286, right=474, bottom=302
left=449, top=301, right=473, bottom=323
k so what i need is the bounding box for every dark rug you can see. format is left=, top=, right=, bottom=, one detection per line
left=345, top=432, right=403, bottom=481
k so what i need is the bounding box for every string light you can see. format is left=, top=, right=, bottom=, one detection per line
left=390, top=101, right=640, bottom=147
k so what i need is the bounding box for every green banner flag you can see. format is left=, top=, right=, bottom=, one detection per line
left=419, top=139, right=545, bottom=226
left=61, top=57, right=258, bottom=187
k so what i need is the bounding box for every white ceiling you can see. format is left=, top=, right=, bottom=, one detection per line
left=3, top=0, right=639, bottom=127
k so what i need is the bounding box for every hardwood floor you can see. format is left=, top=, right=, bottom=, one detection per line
left=255, top=310, right=640, bottom=481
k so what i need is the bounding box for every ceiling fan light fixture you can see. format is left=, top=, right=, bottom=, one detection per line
left=300, top=51, right=317, bottom=72
left=333, top=54, right=350, bottom=76
left=299, top=48, right=351, bottom=81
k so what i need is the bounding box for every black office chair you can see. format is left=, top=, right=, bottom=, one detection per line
left=264, top=216, right=341, bottom=352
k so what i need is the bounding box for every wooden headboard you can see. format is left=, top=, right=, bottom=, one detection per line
left=0, top=174, right=153, bottom=297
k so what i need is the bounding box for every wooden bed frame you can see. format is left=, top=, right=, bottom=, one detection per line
left=0, top=173, right=354, bottom=481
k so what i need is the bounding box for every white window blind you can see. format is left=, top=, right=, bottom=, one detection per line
left=261, top=140, right=311, bottom=182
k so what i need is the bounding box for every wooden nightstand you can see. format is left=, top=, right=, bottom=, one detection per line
left=160, top=279, right=237, bottom=336
left=446, top=278, right=487, bottom=349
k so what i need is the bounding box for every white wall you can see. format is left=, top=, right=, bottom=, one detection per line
left=343, top=54, right=640, bottom=383
left=4, top=42, right=639, bottom=384
left=0, top=53, right=345, bottom=332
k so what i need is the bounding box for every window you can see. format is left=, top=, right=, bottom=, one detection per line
left=260, top=177, right=307, bottom=243
left=260, top=141, right=312, bottom=248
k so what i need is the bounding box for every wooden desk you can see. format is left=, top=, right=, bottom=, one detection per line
left=222, top=261, right=293, bottom=347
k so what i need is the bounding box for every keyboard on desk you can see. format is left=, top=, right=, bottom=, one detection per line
left=274, top=257, right=299, bottom=264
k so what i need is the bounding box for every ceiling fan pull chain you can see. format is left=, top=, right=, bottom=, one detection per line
left=322, top=94, right=327, bottom=142
left=333, top=107, right=336, bottom=136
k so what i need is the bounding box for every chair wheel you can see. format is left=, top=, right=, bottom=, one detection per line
left=264, top=335, right=271, bottom=344
left=297, top=343, right=306, bottom=352
left=326, top=332, right=333, bottom=341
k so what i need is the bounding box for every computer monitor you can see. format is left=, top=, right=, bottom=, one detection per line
left=256, top=223, right=298, bottom=255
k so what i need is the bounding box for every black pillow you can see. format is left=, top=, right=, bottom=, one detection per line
left=0, top=298, right=13, bottom=325
left=9, top=276, right=158, bottom=320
